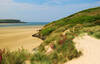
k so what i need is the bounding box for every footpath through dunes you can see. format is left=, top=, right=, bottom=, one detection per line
left=0, top=26, right=43, bottom=52
left=65, top=34, right=100, bottom=64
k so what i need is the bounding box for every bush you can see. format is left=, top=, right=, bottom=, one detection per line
left=57, top=39, right=81, bottom=60
left=31, top=52, right=51, bottom=64
left=93, top=32, right=100, bottom=39
left=41, top=27, right=56, bottom=36
left=44, top=33, right=61, bottom=44
left=67, top=15, right=98, bottom=25
left=1, top=49, right=30, bottom=64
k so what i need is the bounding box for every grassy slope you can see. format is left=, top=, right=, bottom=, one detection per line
left=40, top=7, right=100, bottom=37
left=31, top=7, right=100, bottom=64
left=1, top=7, right=100, bottom=64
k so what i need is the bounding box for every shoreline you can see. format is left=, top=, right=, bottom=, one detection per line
left=0, top=23, right=44, bottom=28
left=0, top=23, right=25, bottom=24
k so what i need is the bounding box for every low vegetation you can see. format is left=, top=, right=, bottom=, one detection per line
left=0, top=49, right=31, bottom=64
left=0, top=7, right=100, bottom=64
left=32, top=7, right=100, bottom=64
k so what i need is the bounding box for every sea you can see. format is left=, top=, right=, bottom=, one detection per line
left=0, top=22, right=49, bottom=27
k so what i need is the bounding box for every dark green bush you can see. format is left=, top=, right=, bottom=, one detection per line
left=41, top=27, right=56, bottom=36
left=93, top=32, right=100, bottom=39
left=31, top=52, right=51, bottom=64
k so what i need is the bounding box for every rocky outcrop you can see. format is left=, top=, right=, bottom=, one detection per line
left=32, top=33, right=46, bottom=40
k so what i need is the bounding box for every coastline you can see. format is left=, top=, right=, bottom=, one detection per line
left=0, top=23, right=25, bottom=24
left=0, top=22, right=47, bottom=27
left=0, top=26, right=43, bottom=52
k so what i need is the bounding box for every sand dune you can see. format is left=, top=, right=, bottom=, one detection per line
left=65, top=34, right=100, bottom=64
left=0, top=26, right=43, bottom=52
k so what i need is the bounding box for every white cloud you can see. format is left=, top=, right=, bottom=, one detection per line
left=0, top=0, right=12, bottom=3
left=0, top=0, right=100, bottom=22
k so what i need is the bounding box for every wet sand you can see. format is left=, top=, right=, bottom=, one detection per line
left=0, top=26, right=43, bottom=52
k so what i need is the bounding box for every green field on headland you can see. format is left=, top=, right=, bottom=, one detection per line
left=0, top=19, right=24, bottom=23
left=0, top=7, right=100, bottom=64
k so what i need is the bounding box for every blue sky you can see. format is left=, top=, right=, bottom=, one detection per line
left=14, top=0, right=46, bottom=4
left=0, top=0, right=100, bottom=22
left=14, top=0, right=100, bottom=4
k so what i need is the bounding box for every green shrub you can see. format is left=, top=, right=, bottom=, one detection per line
left=79, top=7, right=100, bottom=13
left=93, top=32, right=100, bottom=39
left=44, top=33, right=61, bottom=44
left=67, top=15, right=96, bottom=24
left=1, top=49, right=30, bottom=64
left=41, top=27, right=56, bottom=36
left=31, top=52, right=51, bottom=64
left=38, top=44, right=45, bottom=52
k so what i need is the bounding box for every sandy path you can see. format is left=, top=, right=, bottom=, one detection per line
left=0, top=26, right=43, bottom=52
left=65, top=34, right=100, bottom=64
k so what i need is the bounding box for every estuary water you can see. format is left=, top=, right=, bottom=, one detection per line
left=0, top=22, right=49, bottom=27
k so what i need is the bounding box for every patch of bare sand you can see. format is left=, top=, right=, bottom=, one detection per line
left=0, top=26, right=43, bottom=52
left=65, top=34, right=100, bottom=64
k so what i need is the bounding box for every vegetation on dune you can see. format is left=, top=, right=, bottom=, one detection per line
left=82, top=26, right=100, bottom=39
left=31, top=52, right=51, bottom=64
left=39, top=7, right=100, bottom=38
left=32, top=7, right=100, bottom=64
left=0, top=7, right=100, bottom=64
left=0, top=49, right=30, bottom=64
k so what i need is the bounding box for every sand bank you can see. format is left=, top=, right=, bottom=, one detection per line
left=65, top=34, right=100, bottom=64
left=0, top=26, right=43, bottom=52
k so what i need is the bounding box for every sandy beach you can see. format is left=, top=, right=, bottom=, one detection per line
left=0, top=26, right=43, bottom=52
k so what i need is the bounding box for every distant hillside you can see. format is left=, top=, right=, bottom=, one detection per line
left=32, top=7, right=100, bottom=64
left=0, top=19, right=24, bottom=23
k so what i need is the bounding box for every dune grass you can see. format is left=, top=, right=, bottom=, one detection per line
left=1, top=49, right=31, bottom=64
left=32, top=7, right=100, bottom=64
left=0, top=7, right=100, bottom=64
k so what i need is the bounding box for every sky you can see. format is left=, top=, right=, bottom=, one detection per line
left=0, top=0, right=100, bottom=22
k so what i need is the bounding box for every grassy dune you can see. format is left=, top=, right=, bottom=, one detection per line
left=31, top=7, right=100, bottom=64
left=65, top=34, right=100, bottom=64
left=0, top=7, right=100, bottom=64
